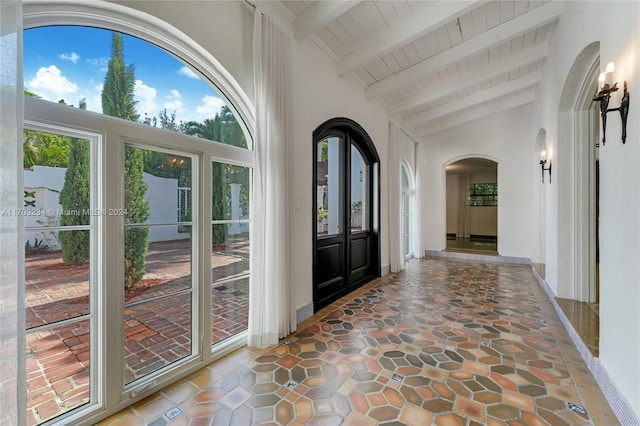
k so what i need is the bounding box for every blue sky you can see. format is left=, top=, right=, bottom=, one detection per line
left=23, top=26, right=227, bottom=124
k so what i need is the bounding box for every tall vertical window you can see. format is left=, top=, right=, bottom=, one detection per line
left=23, top=127, right=98, bottom=424
left=211, top=163, right=251, bottom=345
left=122, top=146, right=195, bottom=384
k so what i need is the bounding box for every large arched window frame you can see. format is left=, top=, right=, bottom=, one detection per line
left=23, top=1, right=255, bottom=144
left=22, top=3, right=256, bottom=425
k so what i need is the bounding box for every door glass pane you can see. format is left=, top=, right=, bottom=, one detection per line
left=23, top=130, right=93, bottom=424
left=350, top=144, right=367, bottom=232
left=211, top=162, right=250, bottom=345
left=123, top=146, right=194, bottom=384
left=317, top=137, right=343, bottom=236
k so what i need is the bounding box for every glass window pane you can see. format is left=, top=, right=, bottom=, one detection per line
left=212, top=163, right=251, bottom=221
left=317, top=137, right=343, bottom=236
left=351, top=144, right=367, bottom=232
left=26, top=320, right=90, bottom=424
left=124, top=145, right=194, bottom=384
left=26, top=230, right=90, bottom=329
left=23, top=133, right=90, bottom=230
left=25, top=26, right=250, bottom=149
left=124, top=292, right=192, bottom=384
left=212, top=276, right=249, bottom=345
left=401, top=167, right=409, bottom=189
left=212, top=225, right=249, bottom=283
left=124, top=226, right=192, bottom=305
left=23, top=128, right=93, bottom=425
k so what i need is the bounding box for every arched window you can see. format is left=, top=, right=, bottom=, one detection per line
left=22, top=5, right=254, bottom=425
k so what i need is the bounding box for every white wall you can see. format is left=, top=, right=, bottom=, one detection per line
left=529, top=1, right=640, bottom=417
left=420, top=109, right=533, bottom=258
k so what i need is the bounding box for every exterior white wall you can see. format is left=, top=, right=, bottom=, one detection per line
left=420, top=110, right=533, bottom=258
left=529, top=1, right=640, bottom=417
left=23, top=166, right=182, bottom=246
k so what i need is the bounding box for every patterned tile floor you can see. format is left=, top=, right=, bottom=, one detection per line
left=99, top=257, right=618, bottom=426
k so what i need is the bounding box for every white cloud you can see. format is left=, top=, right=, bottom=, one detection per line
left=134, top=79, right=158, bottom=118
left=164, top=89, right=184, bottom=113
left=27, top=65, right=78, bottom=101
left=178, top=66, right=199, bottom=79
left=196, top=95, right=225, bottom=120
left=86, top=57, right=109, bottom=72
left=59, top=52, right=80, bottom=63
left=84, top=84, right=104, bottom=113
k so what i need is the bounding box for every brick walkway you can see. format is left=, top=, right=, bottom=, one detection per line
left=25, top=236, right=249, bottom=425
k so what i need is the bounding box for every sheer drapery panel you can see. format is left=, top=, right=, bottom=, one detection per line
left=248, top=12, right=294, bottom=348
left=0, top=1, right=26, bottom=424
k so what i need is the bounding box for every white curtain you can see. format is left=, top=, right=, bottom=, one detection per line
left=387, top=122, right=402, bottom=272
left=0, top=1, right=25, bottom=424
left=413, top=142, right=425, bottom=258
left=248, top=12, right=295, bottom=348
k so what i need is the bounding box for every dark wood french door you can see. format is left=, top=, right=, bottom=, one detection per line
left=313, top=118, right=380, bottom=311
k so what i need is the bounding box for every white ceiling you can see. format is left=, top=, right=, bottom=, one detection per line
left=277, top=0, right=561, bottom=141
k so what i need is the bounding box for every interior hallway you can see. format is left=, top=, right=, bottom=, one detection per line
left=99, top=258, right=617, bottom=425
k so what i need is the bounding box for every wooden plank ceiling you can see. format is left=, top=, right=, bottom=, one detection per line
left=278, top=0, right=561, bottom=139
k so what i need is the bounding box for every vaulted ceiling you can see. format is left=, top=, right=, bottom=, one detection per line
left=277, top=0, right=561, bottom=140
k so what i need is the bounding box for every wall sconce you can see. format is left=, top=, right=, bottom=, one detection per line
left=540, top=150, right=551, bottom=183
left=592, top=62, right=630, bottom=145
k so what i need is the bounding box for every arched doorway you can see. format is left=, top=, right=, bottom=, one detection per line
left=556, top=42, right=601, bottom=356
left=445, top=158, right=498, bottom=254
left=313, top=118, right=380, bottom=311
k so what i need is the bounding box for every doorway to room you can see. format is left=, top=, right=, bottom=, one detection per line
left=313, top=118, right=380, bottom=311
left=445, top=158, right=498, bottom=254
left=556, top=52, right=601, bottom=357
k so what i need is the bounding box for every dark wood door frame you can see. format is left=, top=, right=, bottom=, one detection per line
left=312, top=117, right=381, bottom=312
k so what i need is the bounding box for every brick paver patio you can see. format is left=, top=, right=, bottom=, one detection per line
left=25, top=235, right=249, bottom=425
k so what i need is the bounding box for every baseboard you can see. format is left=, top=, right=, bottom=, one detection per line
left=424, top=249, right=530, bottom=265
left=531, top=266, right=640, bottom=426
left=296, top=303, right=313, bottom=324
left=381, top=264, right=390, bottom=276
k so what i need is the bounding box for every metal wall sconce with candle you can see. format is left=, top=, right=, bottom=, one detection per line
left=592, top=62, right=630, bottom=145
left=539, top=150, right=551, bottom=183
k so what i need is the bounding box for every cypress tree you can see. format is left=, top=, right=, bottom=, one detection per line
left=102, top=31, right=149, bottom=288
left=59, top=139, right=90, bottom=264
